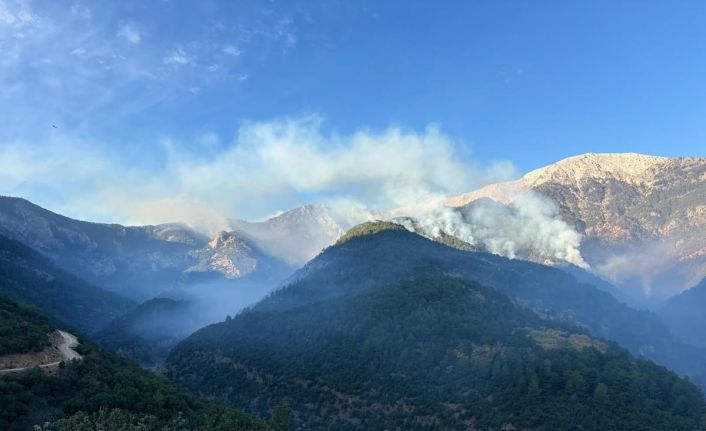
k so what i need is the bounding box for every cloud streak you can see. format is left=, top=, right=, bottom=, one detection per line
left=163, top=45, right=191, bottom=65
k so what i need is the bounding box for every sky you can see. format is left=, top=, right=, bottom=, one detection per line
left=1, top=0, right=706, bottom=225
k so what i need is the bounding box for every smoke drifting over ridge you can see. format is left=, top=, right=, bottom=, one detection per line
left=0, top=115, right=587, bottom=267
left=385, top=193, right=588, bottom=269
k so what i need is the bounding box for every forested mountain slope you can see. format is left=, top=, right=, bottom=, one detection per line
left=166, top=275, right=706, bottom=430
left=248, top=222, right=705, bottom=381
left=0, top=233, right=133, bottom=334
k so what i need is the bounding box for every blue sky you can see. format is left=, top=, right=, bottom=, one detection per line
left=1, top=0, right=705, bottom=224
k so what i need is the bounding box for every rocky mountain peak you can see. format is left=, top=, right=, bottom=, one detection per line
left=189, top=231, right=258, bottom=279
left=207, top=230, right=241, bottom=250
left=265, top=203, right=342, bottom=232
left=523, top=153, right=670, bottom=188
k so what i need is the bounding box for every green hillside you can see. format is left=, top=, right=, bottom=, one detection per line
left=255, top=223, right=706, bottom=380
left=167, top=276, right=706, bottom=430
left=0, top=294, right=53, bottom=355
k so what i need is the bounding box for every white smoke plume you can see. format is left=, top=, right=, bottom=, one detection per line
left=0, top=115, right=588, bottom=267
left=0, top=116, right=513, bottom=227
left=388, top=192, right=588, bottom=268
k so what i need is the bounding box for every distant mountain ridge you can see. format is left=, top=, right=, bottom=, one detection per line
left=0, top=196, right=207, bottom=300
left=660, top=278, right=706, bottom=349
left=0, top=196, right=302, bottom=301
left=95, top=298, right=200, bottom=367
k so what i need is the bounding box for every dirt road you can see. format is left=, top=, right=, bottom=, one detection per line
left=0, top=330, right=82, bottom=374
left=56, top=330, right=81, bottom=361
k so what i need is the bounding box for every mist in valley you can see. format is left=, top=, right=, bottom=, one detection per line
left=97, top=267, right=296, bottom=367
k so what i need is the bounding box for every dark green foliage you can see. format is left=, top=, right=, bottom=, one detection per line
left=0, top=295, right=270, bottom=431
left=166, top=277, right=706, bottom=430
left=271, top=401, right=295, bottom=431
left=0, top=340, right=272, bottom=431
left=259, top=228, right=706, bottom=380
left=35, top=408, right=187, bottom=430
left=0, top=234, right=134, bottom=334
left=0, top=294, right=53, bottom=355
left=558, top=263, right=629, bottom=303
left=36, top=407, right=273, bottom=431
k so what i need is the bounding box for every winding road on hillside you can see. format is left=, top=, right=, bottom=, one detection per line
left=0, top=330, right=82, bottom=374
left=55, top=330, right=81, bottom=361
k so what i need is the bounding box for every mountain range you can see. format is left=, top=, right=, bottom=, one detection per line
left=4, top=152, right=706, bottom=429
left=0, top=196, right=328, bottom=302
left=4, top=153, right=706, bottom=307
left=228, top=204, right=345, bottom=267
left=0, top=196, right=347, bottom=370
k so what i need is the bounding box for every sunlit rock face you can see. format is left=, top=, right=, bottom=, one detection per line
left=186, top=231, right=259, bottom=279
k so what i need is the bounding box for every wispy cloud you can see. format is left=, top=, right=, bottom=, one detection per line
left=117, top=22, right=141, bottom=44
left=222, top=45, right=241, bottom=56
left=0, top=0, right=40, bottom=30
left=163, top=45, right=191, bottom=65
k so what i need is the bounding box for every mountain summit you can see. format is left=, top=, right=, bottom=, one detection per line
left=524, top=153, right=671, bottom=188
left=448, top=153, right=706, bottom=300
